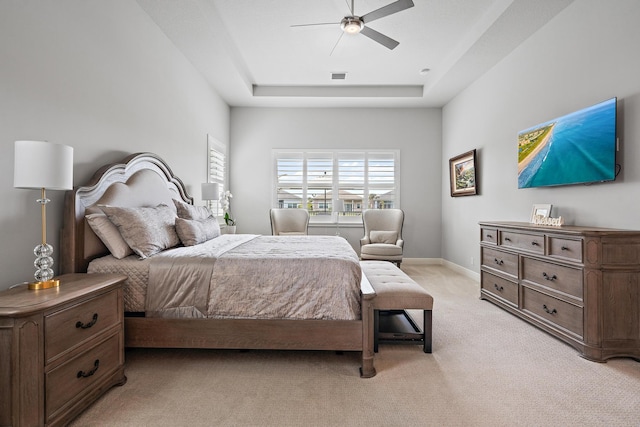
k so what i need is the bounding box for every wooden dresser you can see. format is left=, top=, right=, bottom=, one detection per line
left=0, top=273, right=127, bottom=426
left=479, top=221, right=640, bottom=362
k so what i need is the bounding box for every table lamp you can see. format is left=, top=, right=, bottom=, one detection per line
left=14, top=140, right=74, bottom=290
left=201, top=182, right=219, bottom=212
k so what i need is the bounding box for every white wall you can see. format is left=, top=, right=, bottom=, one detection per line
left=0, top=1, right=229, bottom=290
left=229, top=107, right=442, bottom=258
left=441, top=0, right=640, bottom=272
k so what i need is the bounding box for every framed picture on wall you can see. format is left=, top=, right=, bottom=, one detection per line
left=449, top=149, right=477, bottom=197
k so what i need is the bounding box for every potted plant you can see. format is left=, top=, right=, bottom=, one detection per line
left=220, top=190, right=236, bottom=234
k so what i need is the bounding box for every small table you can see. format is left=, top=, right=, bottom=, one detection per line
left=0, top=273, right=127, bottom=426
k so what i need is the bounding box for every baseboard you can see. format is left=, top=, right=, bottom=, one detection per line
left=403, top=258, right=480, bottom=282
left=441, top=259, right=480, bottom=282
left=402, top=258, right=443, bottom=265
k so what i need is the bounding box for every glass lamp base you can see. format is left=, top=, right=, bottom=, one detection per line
left=28, top=279, right=60, bottom=290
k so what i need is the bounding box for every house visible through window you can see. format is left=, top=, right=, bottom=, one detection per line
left=274, top=150, right=400, bottom=224
left=207, top=136, right=226, bottom=218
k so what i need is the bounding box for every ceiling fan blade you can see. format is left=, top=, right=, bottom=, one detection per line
left=360, top=26, right=399, bottom=50
left=361, top=0, right=414, bottom=24
left=290, top=22, right=340, bottom=28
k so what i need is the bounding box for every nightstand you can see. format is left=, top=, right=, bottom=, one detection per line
left=0, top=273, right=127, bottom=426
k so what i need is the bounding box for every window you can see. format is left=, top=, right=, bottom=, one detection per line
left=274, top=150, right=399, bottom=224
left=207, top=135, right=227, bottom=218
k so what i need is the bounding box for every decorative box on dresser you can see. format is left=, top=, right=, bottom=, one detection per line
left=0, top=273, right=127, bottom=426
left=479, top=221, right=640, bottom=362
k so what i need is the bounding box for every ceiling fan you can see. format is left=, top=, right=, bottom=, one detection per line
left=292, top=0, right=415, bottom=53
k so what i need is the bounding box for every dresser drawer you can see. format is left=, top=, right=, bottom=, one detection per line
left=522, top=286, right=583, bottom=338
left=481, top=247, right=518, bottom=278
left=46, top=332, right=121, bottom=420
left=45, top=289, right=119, bottom=362
left=548, top=236, right=583, bottom=263
left=500, top=231, right=544, bottom=255
left=481, top=227, right=498, bottom=244
left=481, top=271, right=518, bottom=306
left=521, top=257, right=583, bottom=300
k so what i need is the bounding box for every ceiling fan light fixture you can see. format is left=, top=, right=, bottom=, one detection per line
left=341, top=17, right=363, bottom=34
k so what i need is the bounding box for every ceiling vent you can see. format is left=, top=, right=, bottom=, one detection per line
left=331, top=72, right=347, bottom=80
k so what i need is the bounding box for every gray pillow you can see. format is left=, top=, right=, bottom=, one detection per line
left=175, top=216, right=221, bottom=246
left=85, top=213, right=133, bottom=259
left=370, top=230, right=398, bottom=244
left=173, top=199, right=212, bottom=221
left=101, top=204, right=180, bottom=258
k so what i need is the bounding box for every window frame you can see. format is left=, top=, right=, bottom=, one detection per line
left=207, top=135, right=227, bottom=218
left=273, top=149, right=400, bottom=225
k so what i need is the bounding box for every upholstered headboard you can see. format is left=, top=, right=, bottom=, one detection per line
left=60, top=152, right=192, bottom=273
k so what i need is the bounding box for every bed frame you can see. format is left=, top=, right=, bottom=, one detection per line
left=60, top=152, right=376, bottom=378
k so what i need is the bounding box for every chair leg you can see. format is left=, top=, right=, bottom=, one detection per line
left=423, top=310, right=432, bottom=353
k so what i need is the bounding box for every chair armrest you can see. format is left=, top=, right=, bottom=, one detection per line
left=360, top=237, right=370, bottom=246
left=396, top=238, right=404, bottom=248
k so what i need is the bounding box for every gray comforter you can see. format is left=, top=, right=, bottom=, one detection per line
left=144, top=235, right=362, bottom=320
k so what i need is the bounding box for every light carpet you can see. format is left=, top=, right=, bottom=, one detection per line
left=70, top=264, right=640, bottom=426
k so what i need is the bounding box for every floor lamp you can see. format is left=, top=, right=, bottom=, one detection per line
left=14, top=140, right=74, bottom=290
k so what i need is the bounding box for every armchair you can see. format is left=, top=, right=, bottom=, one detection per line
left=360, top=209, right=404, bottom=267
left=270, top=208, right=310, bottom=235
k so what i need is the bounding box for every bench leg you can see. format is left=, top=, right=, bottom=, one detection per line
left=373, top=310, right=380, bottom=353
left=423, top=310, right=432, bottom=353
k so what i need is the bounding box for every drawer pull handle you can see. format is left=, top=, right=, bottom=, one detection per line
left=493, top=258, right=504, bottom=265
left=542, top=272, right=557, bottom=281
left=542, top=304, right=557, bottom=315
left=504, top=237, right=511, bottom=242
left=561, top=246, right=569, bottom=251
left=77, top=359, right=100, bottom=379
left=494, top=283, right=504, bottom=292
left=531, top=241, right=540, bottom=246
left=76, top=313, right=98, bottom=329
left=486, top=234, right=493, bottom=238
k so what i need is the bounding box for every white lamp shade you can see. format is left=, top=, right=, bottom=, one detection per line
left=201, top=183, right=219, bottom=201
left=14, top=140, right=74, bottom=190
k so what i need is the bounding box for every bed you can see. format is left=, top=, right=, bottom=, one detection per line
left=60, top=152, right=376, bottom=377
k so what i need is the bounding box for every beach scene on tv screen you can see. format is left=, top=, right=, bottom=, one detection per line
left=517, top=98, right=616, bottom=188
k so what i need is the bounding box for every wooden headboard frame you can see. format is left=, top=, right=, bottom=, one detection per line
left=60, top=152, right=192, bottom=274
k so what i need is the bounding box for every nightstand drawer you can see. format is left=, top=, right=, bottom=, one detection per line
left=45, top=289, right=119, bottom=362
left=46, top=332, right=121, bottom=420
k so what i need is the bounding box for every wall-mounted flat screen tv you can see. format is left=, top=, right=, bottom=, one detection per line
left=517, top=97, right=617, bottom=188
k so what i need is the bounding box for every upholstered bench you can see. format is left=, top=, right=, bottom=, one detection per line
left=360, top=260, right=433, bottom=353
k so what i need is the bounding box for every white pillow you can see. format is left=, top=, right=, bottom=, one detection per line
left=85, top=213, right=133, bottom=259
left=173, top=199, right=212, bottom=221
left=175, top=216, right=221, bottom=246
left=101, top=204, right=180, bottom=258
left=370, top=230, right=398, bottom=244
